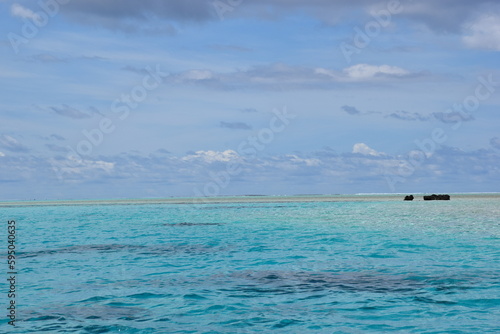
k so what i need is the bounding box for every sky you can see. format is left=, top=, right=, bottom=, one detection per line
left=1, top=0, right=499, bottom=200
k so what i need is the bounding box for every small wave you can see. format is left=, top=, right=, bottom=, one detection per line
left=163, top=222, right=223, bottom=226
left=126, top=292, right=171, bottom=299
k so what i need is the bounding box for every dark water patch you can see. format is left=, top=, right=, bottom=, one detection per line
left=23, top=323, right=144, bottom=334
left=83, top=325, right=111, bottom=333
left=19, top=243, right=221, bottom=259
left=263, top=274, right=281, bottom=280
left=138, top=244, right=222, bottom=256
left=18, top=244, right=148, bottom=258
left=25, top=304, right=150, bottom=324
left=359, top=305, right=384, bottom=310
left=233, top=285, right=299, bottom=296
left=228, top=270, right=482, bottom=296
left=413, top=296, right=457, bottom=305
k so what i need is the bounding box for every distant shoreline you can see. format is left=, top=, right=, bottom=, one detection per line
left=1, top=193, right=499, bottom=208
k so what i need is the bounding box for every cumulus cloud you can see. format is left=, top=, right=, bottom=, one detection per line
left=463, top=14, right=500, bottom=51
left=220, top=121, right=252, bottom=130
left=3, top=142, right=500, bottom=199
left=182, top=150, right=241, bottom=163
left=343, top=64, right=411, bottom=80
left=51, top=155, right=115, bottom=178
left=316, top=64, right=422, bottom=82
left=352, top=143, right=385, bottom=156
left=285, top=154, right=322, bottom=167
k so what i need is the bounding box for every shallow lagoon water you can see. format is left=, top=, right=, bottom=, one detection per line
left=1, top=194, right=499, bottom=333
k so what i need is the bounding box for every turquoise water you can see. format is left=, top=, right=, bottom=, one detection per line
left=1, top=195, right=499, bottom=333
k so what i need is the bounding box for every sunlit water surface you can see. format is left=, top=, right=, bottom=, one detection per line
left=1, top=194, right=499, bottom=333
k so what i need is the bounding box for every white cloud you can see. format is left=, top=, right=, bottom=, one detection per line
left=352, top=143, right=384, bottom=156
left=463, top=14, right=500, bottom=51
left=286, top=154, right=321, bottom=167
left=0, top=151, right=5, bottom=157
left=3, top=144, right=500, bottom=199
left=179, top=70, right=213, bottom=81
left=10, top=3, right=40, bottom=21
left=343, top=64, right=410, bottom=80
left=314, top=67, right=339, bottom=79
left=182, top=150, right=240, bottom=163
left=168, top=63, right=421, bottom=90
left=51, top=156, right=115, bottom=177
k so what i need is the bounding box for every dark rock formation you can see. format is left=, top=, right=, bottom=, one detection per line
left=423, top=194, right=450, bottom=201
left=404, top=195, right=414, bottom=201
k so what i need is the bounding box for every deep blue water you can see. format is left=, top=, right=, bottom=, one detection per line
left=1, top=195, right=499, bottom=333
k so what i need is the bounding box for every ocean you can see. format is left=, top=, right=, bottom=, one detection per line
left=1, top=194, right=499, bottom=333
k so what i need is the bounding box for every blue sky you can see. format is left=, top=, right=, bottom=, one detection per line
left=1, top=0, right=499, bottom=200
